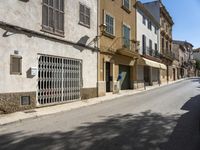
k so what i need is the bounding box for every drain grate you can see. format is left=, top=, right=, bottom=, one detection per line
left=24, top=110, right=37, bottom=113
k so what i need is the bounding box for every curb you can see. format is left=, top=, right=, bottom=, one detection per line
left=0, top=78, right=189, bottom=126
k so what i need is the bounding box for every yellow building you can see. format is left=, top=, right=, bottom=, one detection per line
left=98, top=0, right=139, bottom=96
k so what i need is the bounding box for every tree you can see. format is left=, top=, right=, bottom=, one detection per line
left=195, top=59, right=200, bottom=70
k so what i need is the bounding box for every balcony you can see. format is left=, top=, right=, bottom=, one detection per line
left=161, top=49, right=175, bottom=61
left=107, top=37, right=139, bottom=58
left=181, top=61, right=189, bottom=68
left=143, top=47, right=160, bottom=58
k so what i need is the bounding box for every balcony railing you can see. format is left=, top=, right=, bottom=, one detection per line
left=143, top=47, right=160, bottom=58
left=108, top=37, right=139, bottom=53
left=161, top=49, right=175, bottom=60
left=121, top=37, right=140, bottom=52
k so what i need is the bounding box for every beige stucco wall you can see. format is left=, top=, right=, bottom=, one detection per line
left=99, top=0, right=137, bottom=52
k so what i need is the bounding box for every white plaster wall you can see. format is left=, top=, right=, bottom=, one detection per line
left=0, top=0, right=98, bottom=46
left=136, top=9, right=160, bottom=55
left=0, top=28, right=97, bottom=93
left=0, top=0, right=98, bottom=93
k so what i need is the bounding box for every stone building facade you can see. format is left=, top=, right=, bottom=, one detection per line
left=0, top=0, right=98, bottom=113
left=173, top=40, right=194, bottom=78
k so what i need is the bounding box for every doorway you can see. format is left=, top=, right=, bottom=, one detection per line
left=106, top=62, right=111, bottom=92
left=119, top=65, right=130, bottom=90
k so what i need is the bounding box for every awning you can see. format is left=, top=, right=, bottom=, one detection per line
left=138, top=58, right=167, bottom=70
left=160, top=63, right=167, bottom=70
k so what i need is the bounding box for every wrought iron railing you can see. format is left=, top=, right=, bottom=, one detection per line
left=143, top=47, right=160, bottom=58
left=161, top=49, right=175, bottom=60
left=107, top=37, right=140, bottom=53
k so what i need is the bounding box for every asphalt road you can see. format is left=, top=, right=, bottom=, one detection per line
left=0, top=78, right=200, bottom=150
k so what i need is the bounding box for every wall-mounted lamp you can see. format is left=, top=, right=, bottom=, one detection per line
left=99, top=24, right=107, bottom=34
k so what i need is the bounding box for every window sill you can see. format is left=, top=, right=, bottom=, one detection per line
left=121, top=5, right=131, bottom=14
left=78, top=22, right=90, bottom=29
left=103, top=32, right=115, bottom=39
left=41, top=28, right=65, bottom=38
left=10, top=72, right=22, bottom=75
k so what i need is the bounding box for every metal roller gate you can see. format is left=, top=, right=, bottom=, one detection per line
left=38, top=55, right=82, bottom=105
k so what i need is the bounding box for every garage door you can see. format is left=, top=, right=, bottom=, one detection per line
left=38, top=55, right=82, bottom=105
left=119, top=65, right=130, bottom=90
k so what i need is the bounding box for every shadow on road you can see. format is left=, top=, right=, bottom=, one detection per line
left=0, top=97, right=200, bottom=150
left=162, top=94, right=200, bottom=150
left=0, top=111, right=179, bottom=150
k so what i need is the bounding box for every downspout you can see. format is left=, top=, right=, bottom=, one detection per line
left=96, top=0, right=100, bottom=97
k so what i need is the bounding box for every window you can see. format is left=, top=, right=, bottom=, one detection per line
left=166, top=41, right=168, bottom=50
left=155, top=43, right=158, bottom=51
left=142, top=34, right=146, bottom=54
left=42, top=0, right=64, bottom=35
left=154, top=26, right=157, bottom=34
left=166, top=24, right=168, bottom=32
left=149, top=40, right=152, bottom=49
left=162, top=19, right=165, bottom=28
left=105, top=13, right=115, bottom=36
left=123, top=24, right=131, bottom=49
left=149, top=39, right=152, bottom=55
left=10, top=55, right=22, bottom=75
left=147, top=19, right=152, bottom=30
left=162, top=38, right=164, bottom=49
left=79, top=3, right=90, bottom=27
left=143, top=15, right=146, bottom=25
left=122, top=0, right=130, bottom=10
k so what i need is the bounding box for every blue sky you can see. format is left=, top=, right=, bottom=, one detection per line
left=141, top=0, right=200, bottom=48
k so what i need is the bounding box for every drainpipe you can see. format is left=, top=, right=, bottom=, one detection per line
left=96, top=0, right=100, bottom=97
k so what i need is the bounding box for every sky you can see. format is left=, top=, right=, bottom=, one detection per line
left=141, top=0, right=200, bottom=48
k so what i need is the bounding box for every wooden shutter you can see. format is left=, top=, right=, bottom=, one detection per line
left=42, top=0, right=64, bottom=35
left=10, top=55, right=22, bottom=75
left=80, top=4, right=85, bottom=24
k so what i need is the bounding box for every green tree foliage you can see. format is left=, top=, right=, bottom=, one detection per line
left=195, top=59, right=200, bottom=70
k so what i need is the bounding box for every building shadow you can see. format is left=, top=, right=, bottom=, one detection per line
left=162, top=95, right=200, bottom=150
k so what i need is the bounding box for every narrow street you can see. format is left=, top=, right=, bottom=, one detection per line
left=0, top=78, right=200, bottom=150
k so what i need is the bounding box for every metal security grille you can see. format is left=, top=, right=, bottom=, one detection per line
left=38, top=55, right=82, bottom=105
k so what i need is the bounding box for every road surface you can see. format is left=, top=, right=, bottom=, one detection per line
left=0, top=78, right=200, bottom=150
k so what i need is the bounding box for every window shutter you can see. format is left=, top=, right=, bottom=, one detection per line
left=86, top=7, right=90, bottom=26
left=10, top=56, right=22, bottom=75
left=80, top=4, right=85, bottom=23
left=42, top=5, right=48, bottom=26
left=42, top=0, right=64, bottom=35
left=60, top=0, right=64, bottom=11
left=79, top=4, right=90, bottom=27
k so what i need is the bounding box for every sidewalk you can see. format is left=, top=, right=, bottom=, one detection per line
left=0, top=78, right=186, bottom=126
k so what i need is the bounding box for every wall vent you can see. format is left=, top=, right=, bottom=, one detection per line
left=20, top=96, right=31, bottom=106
